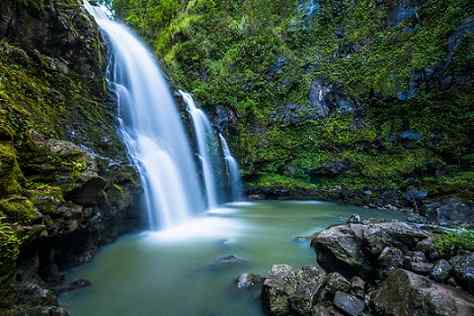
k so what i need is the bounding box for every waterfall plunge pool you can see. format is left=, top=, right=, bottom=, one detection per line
left=60, top=201, right=404, bottom=316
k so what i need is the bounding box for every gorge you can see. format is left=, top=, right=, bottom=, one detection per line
left=0, top=0, right=473, bottom=316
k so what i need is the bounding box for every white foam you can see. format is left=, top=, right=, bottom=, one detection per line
left=143, top=216, right=244, bottom=242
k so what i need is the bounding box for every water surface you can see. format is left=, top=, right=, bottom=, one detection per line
left=61, top=201, right=403, bottom=316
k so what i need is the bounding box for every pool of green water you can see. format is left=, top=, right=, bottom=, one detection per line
left=60, top=201, right=404, bottom=316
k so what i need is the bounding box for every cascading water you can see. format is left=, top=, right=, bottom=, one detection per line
left=84, top=2, right=205, bottom=229
left=179, top=91, right=219, bottom=209
left=219, top=134, right=243, bottom=201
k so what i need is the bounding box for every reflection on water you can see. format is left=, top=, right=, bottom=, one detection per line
left=61, top=201, right=403, bottom=316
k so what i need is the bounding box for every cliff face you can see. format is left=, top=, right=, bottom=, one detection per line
left=115, top=0, right=473, bottom=212
left=0, top=1, right=142, bottom=314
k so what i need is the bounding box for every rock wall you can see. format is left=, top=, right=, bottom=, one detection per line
left=114, top=0, right=473, bottom=215
left=0, top=1, right=143, bottom=314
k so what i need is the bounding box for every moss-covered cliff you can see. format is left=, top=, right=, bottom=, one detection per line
left=0, top=1, right=141, bottom=314
left=114, top=0, right=473, bottom=210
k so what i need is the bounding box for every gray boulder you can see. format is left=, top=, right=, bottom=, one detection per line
left=311, top=221, right=429, bottom=278
left=370, top=269, right=474, bottom=316
left=431, top=259, right=452, bottom=283
left=450, top=253, right=474, bottom=295
left=424, top=198, right=474, bottom=227
left=333, top=291, right=365, bottom=316
left=262, top=264, right=326, bottom=315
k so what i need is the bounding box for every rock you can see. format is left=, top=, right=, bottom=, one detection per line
left=431, top=259, right=452, bottom=283
left=313, top=305, right=345, bottom=316
left=319, top=272, right=351, bottom=301
left=312, top=221, right=429, bottom=278
left=450, top=253, right=474, bottom=295
left=54, top=279, right=91, bottom=295
left=333, top=291, right=365, bottom=316
left=388, top=0, right=419, bottom=26
left=370, top=269, right=474, bottom=316
left=378, top=247, right=404, bottom=274
left=208, top=255, right=249, bottom=270
left=262, top=265, right=326, bottom=315
left=311, top=160, right=351, bottom=177
left=347, top=214, right=361, bottom=224
left=271, top=103, right=319, bottom=126
left=309, top=80, right=332, bottom=118
left=350, top=277, right=365, bottom=298
left=424, top=198, right=474, bottom=227
left=403, top=251, right=433, bottom=275
left=267, top=56, right=287, bottom=79
left=405, top=187, right=428, bottom=202
left=236, top=273, right=262, bottom=289
left=448, top=16, right=474, bottom=59
left=67, top=176, right=107, bottom=206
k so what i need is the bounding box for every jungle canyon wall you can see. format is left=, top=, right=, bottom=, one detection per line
left=114, top=0, right=474, bottom=215
left=0, top=0, right=142, bottom=314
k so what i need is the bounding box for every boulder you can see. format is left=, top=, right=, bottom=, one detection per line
left=424, top=198, right=474, bottom=227
left=311, top=160, right=351, bottom=177
left=450, top=253, right=474, bottom=295
left=208, top=255, right=249, bottom=271
left=235, top=273, right=262, bottom=290
left=370, top=269, right=474, bottom=316
left=318, top=272, right=351, bottom=302
left=262, top=264, right=326, bottom=315
left=311, top=221, right=429, bottom=278
left=333, top=291, right=365, bottom=316
left=378, top=247, right=404, bottom=274
left=431, top=259, right=452, bottom=283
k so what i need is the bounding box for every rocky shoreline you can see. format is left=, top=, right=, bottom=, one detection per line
left=238, top=218, right=474, bottom=316
left=248, top=188, right=474, bottom=228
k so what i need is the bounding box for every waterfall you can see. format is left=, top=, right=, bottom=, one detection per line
left=219, top=134, right=243, bottom=201
left=84, top=2, right=205, bottom=229
left=179, top=91, right=219, bottom=209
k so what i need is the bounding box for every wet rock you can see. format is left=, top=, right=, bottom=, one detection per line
left=370, top=269, right=474, bottom=316
left=347, top=214, right=361, bottom=224
left=67, top=176, right=107, bottom=206
left=236, top=273, right=262, bottom=289
left=208, top=255, right=249, bottom=270
left=311, top=221, right=429, bottom=278
left=333, top=291, right=365, bottom=316
left=55, top=279, right=91, bottom=295
left=309, top=80, right=332, bottom=118
left=431, top=259, right=452, bottom=283
left=450, top=253, right=474, bottom=295
left=262, top=265, right=326, bottom=315
left=424, top=198, right=474, bottom=227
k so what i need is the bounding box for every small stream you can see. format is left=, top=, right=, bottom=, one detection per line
left=61, top=201, right=404, bottom=316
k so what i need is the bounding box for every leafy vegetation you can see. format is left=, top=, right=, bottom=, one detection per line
left=434, top=229, right=474, bottom=257
left=113, top=0, right=473, bottom=203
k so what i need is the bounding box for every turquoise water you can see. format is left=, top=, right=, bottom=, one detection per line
left=61, top=201, right=403, bottom=316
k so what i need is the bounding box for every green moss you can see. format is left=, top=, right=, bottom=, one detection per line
left=434, top=229, right=474, bottom=257
left=115, top=0, right=473, bottom=201
left=0, top=217, right=21, bottom=280
left=0, top=197, right=37, bottom=224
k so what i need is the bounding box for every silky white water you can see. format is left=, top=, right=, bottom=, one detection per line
left=179, top=91, right=219, bottom=209
left=219, top=134, right=243, bottom=201
left=84, top=2, right=205, bottom=229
